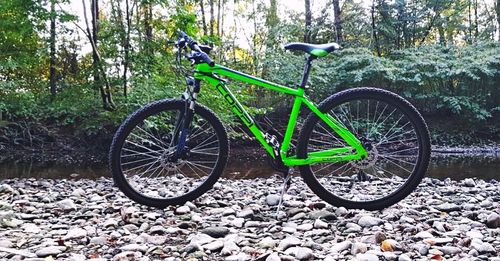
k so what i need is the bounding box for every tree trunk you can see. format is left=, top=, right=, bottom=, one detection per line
left=209, top=0, right=214, bottom=37
left=262, top=0, right=278, bottom=78
left=123, top=0, right=132, bottom=98
left=199, top=0, right=208, bottom=35
left=304, top=0, right=312, bottom=43
left=217, top=0, right=221, bottom=37
left=49, top=0, right=57, bottom=97
left=85, top=0, right=114, bottom=110
left=371, top=0, right=381, bottom=56
left=468, top=0, right=472, bottom=43
left=332, top=0, right=343, bottom=43
left=144, top=3, right=153, bottom=54
left=474, top=0, right=479, bottom=38
left=497, top=0, right=500, bottom=40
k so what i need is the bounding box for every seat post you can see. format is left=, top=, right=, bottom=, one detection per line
left=299, top=55, right=316, bottom=89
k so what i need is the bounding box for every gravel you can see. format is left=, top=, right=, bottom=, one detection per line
left=0, top=176, right=498, bottom=260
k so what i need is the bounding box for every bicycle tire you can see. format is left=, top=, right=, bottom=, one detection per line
left=297, top=87, right=430, bottom=210
left=109, top=99, right=229, bottom=208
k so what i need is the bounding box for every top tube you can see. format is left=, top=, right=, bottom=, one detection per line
left=195, top=63, right=302, bottom=97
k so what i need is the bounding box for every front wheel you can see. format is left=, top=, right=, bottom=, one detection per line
left=297, top=88, right=430, bottom=210
left=109, top=99, right=229, bottom=208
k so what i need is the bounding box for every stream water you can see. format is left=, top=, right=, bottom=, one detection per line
left=0, top=153, right=498, bottom=181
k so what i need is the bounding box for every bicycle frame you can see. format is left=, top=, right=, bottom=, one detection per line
left=193, top=63, right=368, bottom=166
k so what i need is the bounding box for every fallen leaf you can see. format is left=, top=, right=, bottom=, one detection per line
left=380, top=240, right=394, bottom=252
left=430, top=254, right=443, bottom=260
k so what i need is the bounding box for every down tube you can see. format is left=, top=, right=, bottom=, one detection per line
left=201, top=77, right=276, bottom=158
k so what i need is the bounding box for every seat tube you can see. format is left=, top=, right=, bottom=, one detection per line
left=280, top=95, right=303, bottom=159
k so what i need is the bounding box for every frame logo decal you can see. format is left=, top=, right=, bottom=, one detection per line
left=215, top=83, right=255, bottom=127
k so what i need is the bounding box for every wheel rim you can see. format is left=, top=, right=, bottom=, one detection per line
left=119, top=108, right=220, bottom=200
left=307, top=98, right=422, bottom=203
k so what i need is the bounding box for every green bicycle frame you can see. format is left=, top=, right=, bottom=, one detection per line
left=194, top=63, right=368, bottom=166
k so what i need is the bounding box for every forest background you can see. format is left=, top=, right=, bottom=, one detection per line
left=0, top=0, right=499, bottom=163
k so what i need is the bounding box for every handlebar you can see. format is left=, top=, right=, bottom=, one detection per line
left=177, top=31, right=215, bottom=67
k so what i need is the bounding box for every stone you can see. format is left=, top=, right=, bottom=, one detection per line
left=471, top=239, right=496, bottom=254
left=56, top=199, right=77, bottom=211
left=258, top=237, right=277, bottom=249
left=398, top=254, right=411, bottom=261
left=485, top=212, right=500, bottom=228
left=201, top=227, right=230, bottom=238
left=221, top=240, right=240, bottom=256
left=314, top=219, right=328, bottom=229
left=351, top=242, right=368, bottom=255
left=358, top=216, right=384, bottom=227
left=113, top=251, right=142, bottom=260
left=265, top=253, right=280, bottom=261
left=35, top=246, right=65, bottom=257
left=355, top=253, right=380, bottom=261
left=64, top=227, right=87, bottom=239
left=331, top=241, right=352, bottom=253
left=190, top=233, right=216, bottom=245
left=297, top=223, right=313, bottom=231
left=309, top=210, right=336, bottom=221
left=231, top=218, right=245, bottom=228
left=0, top=184, right=14, bottom=194
left=89, top=236, right=107, bottom=245
left=284, top=247, right=314, bottom=260
left=414, top=231, right=433, bottom=239
left=175, top=206, right=190, bottom=214
left=266, top=194, right=281, bottom=206
left=435, top=203, right=461, bottom=212
left=203, top=240, right=224, bottom=251
left=438, top=246, right=461, bottom=255
left=120, top=244, right=148, bottom=253
left=463, top=178, right=476, bottom=187
left=236, top=208, right=254, bottom=219
left=278, top=236, right=301, bottom=251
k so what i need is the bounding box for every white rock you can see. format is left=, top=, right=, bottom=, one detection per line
left=189, top=233, right=216, bottom=245
left=56, top=199, right=77, bottom=211
left=203, top=240, right=224, bottom=251
left=285, top=247, right=314, bottom=260
left=398, top=254, right=411, bottom=261
left=351, top=242, right=368, bottom=255
left=358, top=216, right=384, bottom=227
left=258, top=237, right=276, bottom=249
left=314, top=219, right=328, bottom=229
left=265, top=252, right=280, bottom=261
left=175, top=206, right=190, bottom=214
left=355, top=253, right=380, bottom=261
left=64, top=227, right=87, bottom=239
left=278, top=236, right=301, bottom=250
left=266, top=194, right=281, bottom=206
left=120, top=243, right=148, bottom=253
left=35, top=246, right=65, bottom=257
left=297, top=223, right=313, bottom=231
left=331, top=241, right=352, bottom=253
left=414, top=231, right=433, bottom=239
left=113, top=251, right=142, bottom=260
left=221, top=240, right=240, bottom=256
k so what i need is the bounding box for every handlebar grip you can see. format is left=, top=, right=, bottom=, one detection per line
left=199, top=52, right=215, bottom=67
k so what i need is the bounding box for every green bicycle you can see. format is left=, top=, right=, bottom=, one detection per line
left=109, top=31, right=430, bottom=210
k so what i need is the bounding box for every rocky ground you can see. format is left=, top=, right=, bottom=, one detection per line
left=0, top=176, right=499, bottom=261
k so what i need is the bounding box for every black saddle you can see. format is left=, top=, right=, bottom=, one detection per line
left=284, top=42, right=341, bottom=57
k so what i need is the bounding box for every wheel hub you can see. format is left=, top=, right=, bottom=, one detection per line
left=351, top=145, right=379, bottom=170
left=161, top=147, right=186, bottom=171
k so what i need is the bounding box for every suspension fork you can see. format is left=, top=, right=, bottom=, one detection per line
left=175, top=78, right=200, bottom=156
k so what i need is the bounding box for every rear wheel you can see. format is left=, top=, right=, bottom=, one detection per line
left=297, top=88, right=430, bottom=210
left=109, top=99, right=229, bottom=208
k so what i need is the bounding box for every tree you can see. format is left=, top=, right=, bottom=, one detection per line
left=49, top=0, right=57, bottom=97
left=332, top=0, right=343, bottom=43
left=304, top=0, right=312, bottom=43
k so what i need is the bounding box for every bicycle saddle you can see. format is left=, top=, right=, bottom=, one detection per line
left=284, top=42, right=341, bottom=57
